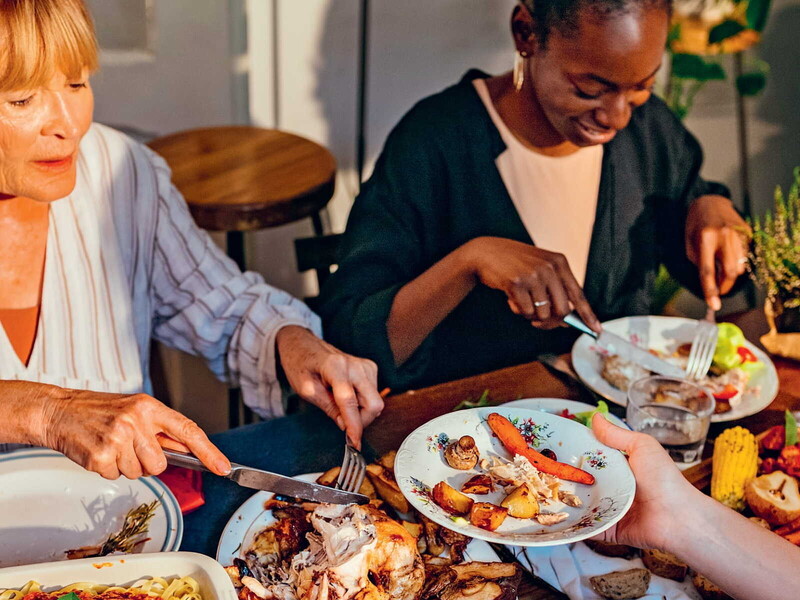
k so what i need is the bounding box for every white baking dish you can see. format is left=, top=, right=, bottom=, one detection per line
left=0, top=552, right=236, bottom=600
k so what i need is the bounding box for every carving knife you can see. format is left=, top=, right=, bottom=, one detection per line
left=163, top=449, right=369, bottom=504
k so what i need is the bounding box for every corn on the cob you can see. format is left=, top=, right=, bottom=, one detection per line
left=711, top=426, right=758, bottom=511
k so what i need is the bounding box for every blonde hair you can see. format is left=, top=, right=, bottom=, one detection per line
left=0, top=0, right=98, bottom=92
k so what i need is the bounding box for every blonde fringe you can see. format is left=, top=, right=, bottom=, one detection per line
left=0, top=0, right=98, bottom=92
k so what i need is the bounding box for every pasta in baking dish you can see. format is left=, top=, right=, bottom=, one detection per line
left=0, top=577, right=202, bottom=600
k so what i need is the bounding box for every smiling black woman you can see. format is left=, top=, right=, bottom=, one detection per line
left=318, top=0, right=750, bottom=392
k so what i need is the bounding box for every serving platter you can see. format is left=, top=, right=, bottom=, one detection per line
left=0, top=552, right=236, bottom=600
left=216, top=472, right=503, bottom=566
left=571, top=315, right=778, bottom=423
left=0, top=448, right=182, bottom=567
left=395, top=407, right=635, bottom=547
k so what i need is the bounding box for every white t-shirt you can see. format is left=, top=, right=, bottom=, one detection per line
left=473, top=79, right=603, bottom=287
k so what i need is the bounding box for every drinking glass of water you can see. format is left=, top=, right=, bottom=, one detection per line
left=626, top=376, right=715, bottom=464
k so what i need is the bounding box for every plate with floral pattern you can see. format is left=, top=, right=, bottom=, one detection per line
left=395, top=406, right=635, bottom=547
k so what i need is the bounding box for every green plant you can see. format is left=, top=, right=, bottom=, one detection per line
left=664, top=0, right=772, bottom=119
left=749, top=167, right=800, bottom=309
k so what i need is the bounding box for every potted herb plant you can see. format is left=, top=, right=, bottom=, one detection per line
left=749, top=168, right=800, bottom=353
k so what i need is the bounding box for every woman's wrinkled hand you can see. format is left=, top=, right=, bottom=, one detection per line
left=276, top=325, right=383, bottom=450
left=589, top=413, right=698, bottom=551
left=464, top=237, right=601, bottom=332
left=39, top=388, right=231, bottom=480
left=685, top=195, right=751, bottom=311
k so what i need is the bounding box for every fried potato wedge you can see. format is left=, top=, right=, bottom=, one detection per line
left=460, top=474, right=494, bottom=495
left=402, top=521, right=424, bottom=539
left=366, top=463, right=411, bottom=513
left=316, top=466, right=341, bottom=487
left=317, top=465, right=376, bottom=498
left=378, top=450, right=397, bottom=471
left=470, top=502, right=508, bottom=532
left=500, top=483, right=539, bottom=519
left=432, top=481, right=474, bottom=515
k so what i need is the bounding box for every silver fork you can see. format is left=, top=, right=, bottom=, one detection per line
left=685, top=307, right=718, bottom=380
left=335, top=439, right=366, bottom=493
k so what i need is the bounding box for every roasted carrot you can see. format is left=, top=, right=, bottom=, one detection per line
left=782, top=530, right=800, bottom=546
left=487, top=412, right=595, bottom=485
left=775, top=515, right=800, bottom=536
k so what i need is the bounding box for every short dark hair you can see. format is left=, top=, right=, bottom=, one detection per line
left=520, top=0, right=672, bottom=48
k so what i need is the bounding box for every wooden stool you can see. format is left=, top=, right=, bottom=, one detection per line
left=147, top=126, right=337, bottom=428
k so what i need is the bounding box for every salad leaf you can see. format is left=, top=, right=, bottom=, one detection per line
left=453, top=390, right=491, bottom=411
left=573, top=401, right=609, bottom=427
left=786, top=410, right=798, bottom=447
left=712, top=323, right=764, bottom=374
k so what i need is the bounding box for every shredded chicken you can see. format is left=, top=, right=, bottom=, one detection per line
left=243, top=504, right=424, bottom=600
left=557, top=490, right=582, bottom=508
left=535, top=512, right=569, bottom=526
left=481, top=455, right=561, bottom=502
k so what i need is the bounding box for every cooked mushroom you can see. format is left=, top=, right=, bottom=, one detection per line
left=421, top=562, right=521, bottom=600
left=444, top=436, right=480, bottom=470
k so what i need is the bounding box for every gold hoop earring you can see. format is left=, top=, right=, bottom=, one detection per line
left=513, top=51, right=528, bottom=92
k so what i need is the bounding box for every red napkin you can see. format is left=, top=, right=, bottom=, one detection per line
left=158, top=465, right=205, bottom=514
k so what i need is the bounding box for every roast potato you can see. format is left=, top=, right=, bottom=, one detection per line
left=500, top=483, right=539, bottom=519
left=366, top=463, right=411, bottom=512
left=432, top=481, right=474, bottom=515
left=461, top=474, right=494, bottom=495
left=469, top=502, right=508, bottom=532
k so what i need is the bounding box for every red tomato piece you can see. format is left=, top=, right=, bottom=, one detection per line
left=559, top=409, right=578, bottom=421
left=761, top=457, right=779, bottom=474
left=737, top=346, right=758, bottom=363
left=712, top=384, right=740, bottom=401
left=761, top=425, right=786, bottom=451
left=779, top=446, right=800, bottom=478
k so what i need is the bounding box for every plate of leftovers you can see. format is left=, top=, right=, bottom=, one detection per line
left=218, top=466, right=522, bottom=600
left=571, top=316, right=778, bottom=422
left=0, top=552, right=236, bottom=600
left=0, top=448, right=182, bottom=567
left=394, top=407, right=635, bottom=547
left=501, top=398, right=629, bottom=430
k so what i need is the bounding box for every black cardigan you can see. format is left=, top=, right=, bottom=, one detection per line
left=318, top=70, right=730, bottom=390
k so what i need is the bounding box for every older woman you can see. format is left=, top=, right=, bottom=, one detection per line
left=319, top=0, right=750, bottom=390
left=0, top=0, right=382, bottom=480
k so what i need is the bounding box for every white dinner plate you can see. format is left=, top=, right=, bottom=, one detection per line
left=217, top=473, right=502, bottom=566
left=571, top=315, right=779, bottom=423
left=0, top=448, right=182, bottom=567
left=395, top=407, right=635, bottom=547
left=501, top=398, right=629, bottom=430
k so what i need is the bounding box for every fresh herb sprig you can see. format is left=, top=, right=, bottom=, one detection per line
left=100, top=500, right=160, bottom=555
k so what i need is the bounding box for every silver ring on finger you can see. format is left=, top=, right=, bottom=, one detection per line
left=534, top=300, right=550, bottom=307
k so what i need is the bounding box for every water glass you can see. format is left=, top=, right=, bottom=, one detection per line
left=626, top=375, right=715, bottom=464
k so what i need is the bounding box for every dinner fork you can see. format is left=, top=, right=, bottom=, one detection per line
left=335, top=438, right=366, bottom=493
left=685, top=307, right=718, bottom=380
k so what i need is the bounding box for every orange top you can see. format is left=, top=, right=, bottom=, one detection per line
left=0, top=306, right=40, bottom=365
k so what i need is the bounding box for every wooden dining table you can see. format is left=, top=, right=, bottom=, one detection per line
left=182, top=309, right=800, bottom=600
left=360, top=309, right=800, bottom=599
